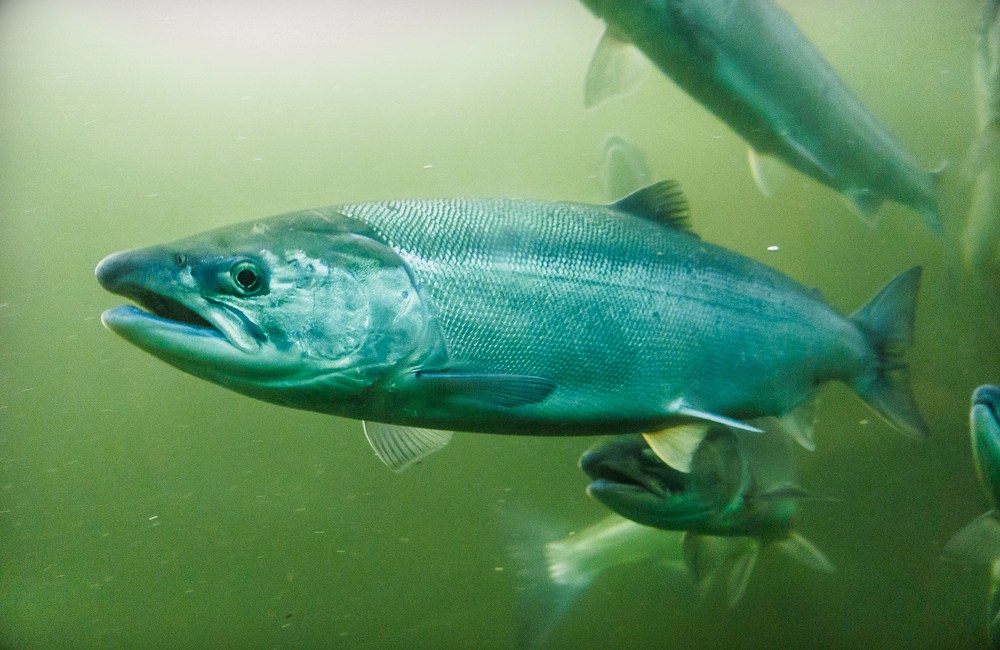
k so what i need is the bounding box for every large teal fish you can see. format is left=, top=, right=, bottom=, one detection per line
left=943, top=384, right=1000, bottom=647
left=581, top=427, right=833, bottom=606
left=95, top=181, right=927, bottom=471
left=579, top=0, right=942, bottom=229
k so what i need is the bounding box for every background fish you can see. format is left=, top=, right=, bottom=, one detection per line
left=96, top=181, right=927, bottom=472
left=581, top=428, right=833, bottom=606
left=943, top=385, right=1000, bottom=648
left=579, top=0, right=942, bottom=229
left=961, top=0, right=1000, bottom=274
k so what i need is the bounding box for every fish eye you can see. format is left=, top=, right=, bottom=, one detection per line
left=230, top=260, right=265, bottom=295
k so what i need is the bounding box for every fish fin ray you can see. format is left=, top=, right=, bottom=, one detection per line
left=584, top=28, right=648, bottom=108
left=415, top=371, right=556, bottom=408
left=611, top=180, right=695, bottom=235
left=362, top=421, right=453, bottom=472
left=496, top=504, right=582, bottom=648
left=848, top=266, right=928, bottom=439
left=644, top=424, right=708, bottom=473
left=773, top=532, right=835, bottom=573
left=943, top=511, right=1000, bottom=565
left=675, top=406, right=763, bottom=433
left=776, top=397, right=818, bottom=451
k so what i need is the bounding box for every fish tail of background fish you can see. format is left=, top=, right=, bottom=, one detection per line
left=499, top=509, right=685, bottom=648
left=848, top=267, right=928, bottom=439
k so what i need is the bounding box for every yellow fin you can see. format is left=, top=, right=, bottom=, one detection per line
left=642, top=424, right=709, bottom=472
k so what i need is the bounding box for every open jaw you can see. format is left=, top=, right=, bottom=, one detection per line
left=100, top=286, right=264, bottom=362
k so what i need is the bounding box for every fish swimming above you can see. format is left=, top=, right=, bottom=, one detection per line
left=579, top=0, right=942, bottom=229
left=581, top=427, right=834, bottom=606
left=95, top=181, right=928, bottom=471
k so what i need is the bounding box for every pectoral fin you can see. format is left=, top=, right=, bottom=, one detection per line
left=584, top=28, right=648, bottom=108
left=415, top=370, right=556, bottom=408
left=643, top=424, right=708, bottom=473
left=363, top=421, right=453, bottom=473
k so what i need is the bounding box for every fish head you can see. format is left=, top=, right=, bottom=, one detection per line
left=582, top=428, right=798, bottom=539
left=96, top=209, right=437, bottom=410
left=581, top=434, right=708, bottom=530
left=971, top=384, right=1000, bottom=507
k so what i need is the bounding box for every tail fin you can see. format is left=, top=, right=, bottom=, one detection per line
left=849, top=266, right=929, bottom=439
left=500, top=509, right=687, bottom=646
left=498, top=507, right=584, bottom=648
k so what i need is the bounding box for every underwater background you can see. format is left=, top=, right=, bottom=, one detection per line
left=1, top=0, right=998, bottom=647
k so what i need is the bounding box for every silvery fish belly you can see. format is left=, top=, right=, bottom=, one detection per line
left=95, top=181, right=927, bottom=470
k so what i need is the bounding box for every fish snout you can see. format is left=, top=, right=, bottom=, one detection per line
left=972, top=384, right=1000, bottom=412
left=96, top=249, right=140, bottom=293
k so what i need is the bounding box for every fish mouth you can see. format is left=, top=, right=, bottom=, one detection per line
left=112, top=287, right=215, bottom=331
left=580, top=438, right=688, bottom=499
left=96, top=251, right=264, bottom=356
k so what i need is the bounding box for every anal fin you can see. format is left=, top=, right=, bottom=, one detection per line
left=773, top=531, right=835, bottom=574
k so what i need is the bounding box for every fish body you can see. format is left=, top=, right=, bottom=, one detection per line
left=943, top=385, right=1000, bottom=648
left=580, top=0, right=941, bottom=228
left=96, top=182, right=926, bottom=469
left=962, top=0, right=1000, bottom=272
left=582, top=429, right=795, bottom=540
left=580, top=427, right=833, bottom=605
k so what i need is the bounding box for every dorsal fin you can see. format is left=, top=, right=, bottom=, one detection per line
left=611, top=180, right=696, bottom=236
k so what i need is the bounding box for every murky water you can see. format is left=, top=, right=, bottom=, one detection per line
left=1, top=1, right=997, bottom=647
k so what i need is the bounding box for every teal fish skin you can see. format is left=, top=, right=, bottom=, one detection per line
left=580, top=0, right=941, bottom=229
left=96, top=182, right=926, bottom=439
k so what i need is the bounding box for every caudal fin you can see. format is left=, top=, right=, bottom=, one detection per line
left=849, top=266, right=929, bottom=439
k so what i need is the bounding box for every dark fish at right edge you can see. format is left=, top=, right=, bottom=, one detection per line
left=579, top=0, right=943, bottom=230
left=943, top=385, right=1000, bottom=648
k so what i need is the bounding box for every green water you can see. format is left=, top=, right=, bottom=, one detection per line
left=1, top=0, right=997, bottom=647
